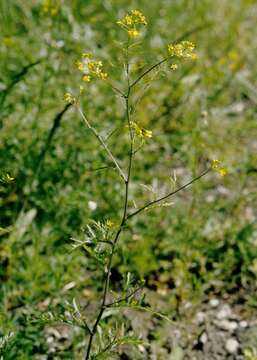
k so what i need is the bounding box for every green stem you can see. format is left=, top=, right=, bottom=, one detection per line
left=126, top=168, right=211, bottom=220
left=84, top=82, right=133, bottom=360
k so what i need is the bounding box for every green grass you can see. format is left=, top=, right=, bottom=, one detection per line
left=1, top=0, right=257, bottom=358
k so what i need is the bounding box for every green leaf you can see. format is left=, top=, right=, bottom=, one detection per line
left=111, top=303, right=174, bottom=324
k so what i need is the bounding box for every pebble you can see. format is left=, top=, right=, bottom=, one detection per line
left=239, top=320, right=248, bottom=328
left=46, top=336, right=54, bottom=344
left=216, top=304, right=232, bottom=320
left=225, top=338, right=239, bottom=354
left=196, top=311, right=207, bottom=324
left=209, top=298, right=219, bottom=307
left=200, top=332, right=208, bottom=344
left=216, top=319, right=238, bottom=331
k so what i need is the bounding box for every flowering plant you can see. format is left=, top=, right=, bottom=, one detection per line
left=64, top=10, right=227, bottom=359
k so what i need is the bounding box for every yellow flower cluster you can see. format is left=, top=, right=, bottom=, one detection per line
left=131, top=122, right=152, bottom=139
left=76, top=53, right=108, bottom=82
left=64, top=92, right=76, bottom=104
left=168, top=41, right=197, bottom=60
left=170, top=64, right=178, bottom=70
left=117, top=10, right=147, bottom=38
left=127, top=29, right=140, bottom=38
left=211, top=159, right=228, bottom=177
left=41, top=0, right=59, bottom=16
left=106, top=219, right=115, bottom=229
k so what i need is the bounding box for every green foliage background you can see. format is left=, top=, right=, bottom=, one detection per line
left=0, top=0, right=257, bottom=358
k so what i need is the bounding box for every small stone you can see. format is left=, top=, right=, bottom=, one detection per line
left=209, top=298, right=219, bottom=307
left=46, top=336, right=54, bottom=344
left=196, top=311, right=206, bottom=324
left=216, top=319, right=238, bottom=331
left=200, top=332, right=208, bottom=344
left=225, top=338, right=239, bottom=354
left=184, top=302, right=192, bottom=309
left=216, top=304, right=232, bottom=319
left=138, top=344, right=146, bottom=353
left=173, top=329, right=181, bottom=339
left=239, top=320, right=248, bottom=328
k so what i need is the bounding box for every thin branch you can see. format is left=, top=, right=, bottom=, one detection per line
left=130, top=22, right=211, bottom=90
left=105, top=285, right=144, bottom=308
left=87, top=165, right=116, bottom=172
left=83, top=320, right=93, bottom=336
left=130, top=57, right=168, bottom=89
left=78, top=106, right=126, bottom=181
left=105, top=125, right=123, bottom=142
left=126, top=168, right=211, bottom=220
left=106, top=80, right=125, bottom=97
left=93, top=334, right=118, bottom=358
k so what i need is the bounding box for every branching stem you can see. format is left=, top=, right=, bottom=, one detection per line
left=78, top=107, right=126, bottom=181
left=126, top=168, right=211, bottom=220
left=83, top=25, right=212, bottom=358
left=84, top=77, right=133, bottom=360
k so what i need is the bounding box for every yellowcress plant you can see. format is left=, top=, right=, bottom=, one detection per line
left=63, top=9, right=227, bottom=359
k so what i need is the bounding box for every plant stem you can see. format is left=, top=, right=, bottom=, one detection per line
left=126, top=168, right=211, bottom=220
left=84, top=191, right=128, bottom=359
left=105, top=285, right=144, bottom=308
left=130, top=57, right=168, bottom=89
left=129, top=23, right=211, bottom=90
left=84, top=83, right=133, bottom=360
left=78, top=107, right=126, bottom=181
left=83, top=25, right=211, bottom=355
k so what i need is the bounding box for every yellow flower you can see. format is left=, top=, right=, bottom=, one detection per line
left=75, top=61, right=84, bottom=71
left=123, top=15, right=133, bottom=26
left=211, top=159, right=221, bottom=169
left=106, top=219, right=115, bottom=228
left=117, top=9, right=147, bottom=28
left=88, top=61, right=108, bottom=80
left=190, top=53, right=198, bottom=60
left=168, top=41, right=196, bottom=59
left=82, top=74, right=91, bottom=82
left=98, top=72, right=108, bottom=80
left=219, top=168, right=228, bottom=177
left=82, top=52, right=93, bottom=59
left=128, top=29, right=140, bottom=38
left=117, top=10, right=147, bottom=39
left=211, top=159, right=228, bottom=177
left=130, top=10, right=147, bottom=25
left=141, top=128, right=153, bottom=138
left=170, top=64, right=178, bottom=70
left=64, top=92, right=76, bottom=104
left=131, top=122, right=152, bottom=139
left=76, top=54, right=108, bottom=81
left=41, top=0, right=59, bottom=16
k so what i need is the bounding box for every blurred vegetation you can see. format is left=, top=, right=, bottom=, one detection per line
left=0, top=0, right=257, bottom=358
